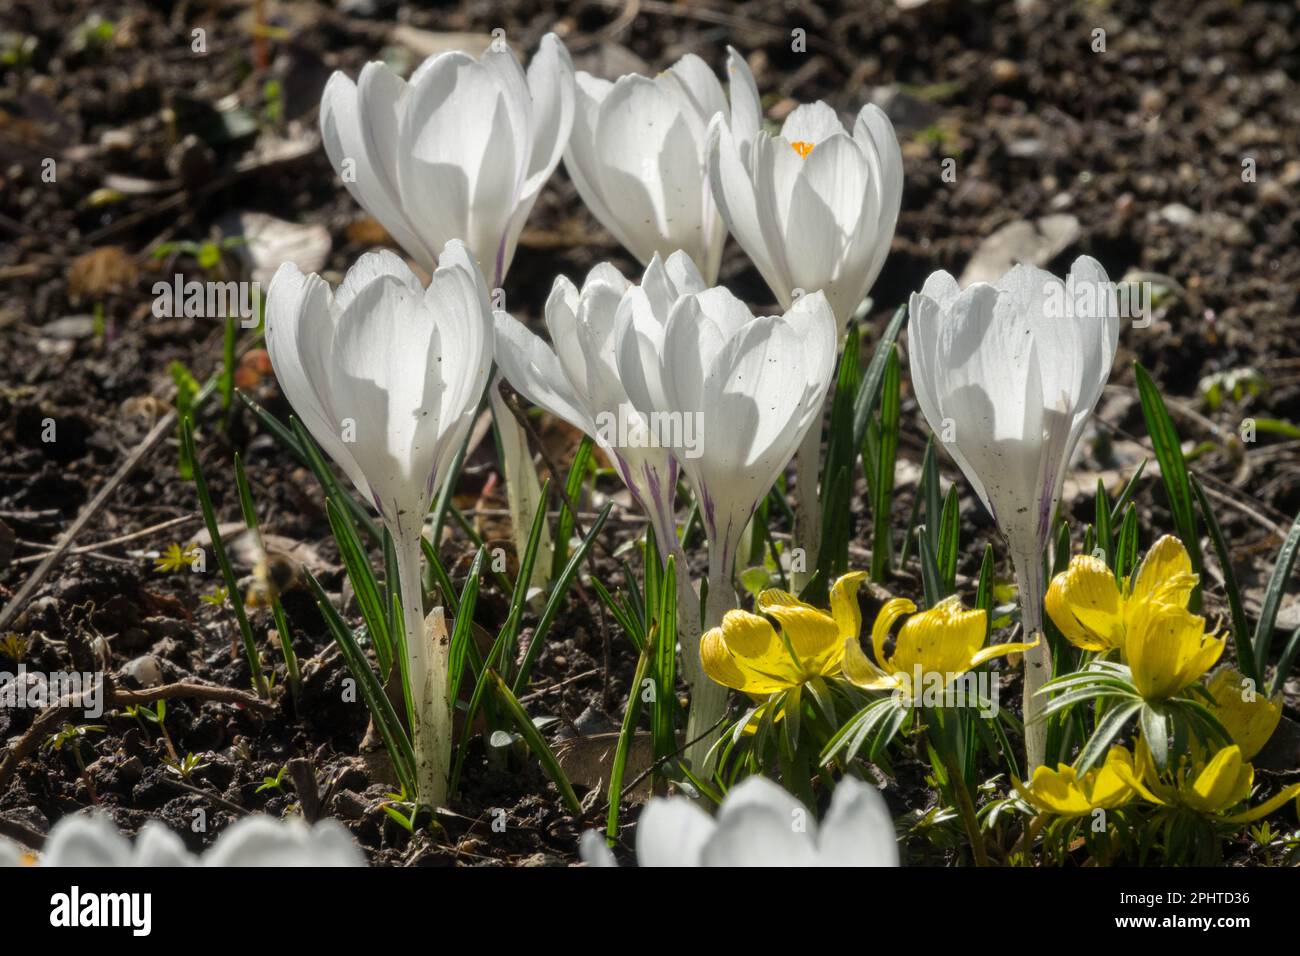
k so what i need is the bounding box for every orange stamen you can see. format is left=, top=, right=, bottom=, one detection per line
left=790, top=140, right=815, bottom=159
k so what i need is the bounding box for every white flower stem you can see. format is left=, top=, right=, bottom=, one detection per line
left=1015, top=554, right=1051, bottom=773
left=791, top=410, right=822, bottom=594
left=490, top=385, right=553, bottom=590
left=683, top=556, right=734, bottom=775
left=395, top=526, right=450, bottom=809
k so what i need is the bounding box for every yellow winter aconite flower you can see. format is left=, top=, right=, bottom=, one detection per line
left=841, top=595, right=1034, bottom=697
left=1117, top=740, right=1300, bottom=824
left=1199, top=666, right=1282, bottom=761
left=1012, top=746, right=1138, bottom=817
left=1124, top=599, right=1225, bottom=699
left=1045, top=534, right=1198, bottom=653
left=700, top=572, right=866, bottom=694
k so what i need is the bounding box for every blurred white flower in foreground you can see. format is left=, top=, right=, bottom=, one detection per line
left=907, top=255, right=1120, bottom=769
left=616, top=284, right=838, bottom=763
left=321, top=33, right=574, bottom=285
left=494, top=252, right=706, bottom=555
left=580, top=775, right=898, bottom=867
left=707, top=49, right=902, bottom=327
left=564, top=52, right=750, bottom=283
left=0, top=814, right=365, bottom=866
left=266, top=242, right=494, bottom=807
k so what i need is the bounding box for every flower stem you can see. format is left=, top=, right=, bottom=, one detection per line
left=490, top=381, right=553, bottom=591
left=683, top=557, right=733, bottom=775
left=791, top=422, right=822, bottom=593
left=395, top=527, right=450, bottom=809
left=1015, top=555, right=1051, bottom=773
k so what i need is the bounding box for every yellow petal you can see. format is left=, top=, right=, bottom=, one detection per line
left=1185, top=745, right=1252, bottom=814
left=1125, top=602, right=1223, bottom=699
left=827, top=571, right=868, bottom=643
left=755, top=588, right=811, bottom=613
left=842, top=635, right=899, bottom=691
left=700, top=611, right=798, bottom=694
left=1014, top=766, right=1091, bottom=816
left=1089, top=747, right=1139, bottom=808
left=763, top=604, right=841, bottom=676
left=1113, top=739, right=1167, bottom=804
left=1045, top=556, right=1124, bottom=652
left=890, top=596, right=985, bottom=681
left=1204, top=665, right=1283, bottom=760
left=1221, top=781, right=1300, bottom=824
left=969, top=634, right=1037, bottom=668
left=872, top=597, right=916, bottom=674
left=1128, top=534, right=1197, bottom=610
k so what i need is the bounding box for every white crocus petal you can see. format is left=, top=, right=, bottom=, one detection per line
left=583, top=775, right=899, bottom=867
left=494, top=312, right=597, bottom=436
left=707, top=115, right=784, bottom=304
left=564, top=54, right=739, bottom=284
left=322, top=35, right=574, bottom=285
left=38, top=815, right=135, bottom=866
left=657, top=289, right=836, bottom=576
left=702, top=804, right=819, bottom=866
left=134, top=824, right=196, bottom=867
left=724, top=46, right=762, bottom=163
left=203, top=817, right=365, bottom=867
left=578, top=831, right=619, bottom=867
left=493, top=258, right=687, bottom=555
left=909, top=257, right=1119, bottom=561
left=780, top=101, right=846, bottom=144
left=635, top=797, right=717, bottom=867
left=268, top=243, right=493, bottom=526
left=816, top=776, right=900, bottom=867
left=320, top=66, right=437, bottom=269
left=783, top=134, right=872, bottom=319
left=706, top=80, right=902, bottom=329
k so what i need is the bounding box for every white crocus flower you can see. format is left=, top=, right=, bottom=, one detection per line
left=320, top=33, right=574, bottom=285
left=1, top=814, right=365, bottom=866
left=580, top=775, right=898, bottom=867
left=617, top=285, right=838, bottom=765
left=707, top=50, right=903, bottom=586
left=494, top=252, right=706, bottom=559
left=266, top=242, right=494, bottom=807
left=907, top=256, right=1120, bottom=770
left=321, top=35, right=574, bottom=586
left=564, top=52, right=752, bottom=284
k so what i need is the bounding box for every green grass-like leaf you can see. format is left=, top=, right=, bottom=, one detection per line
left=182, top=418, right=268, bottom=698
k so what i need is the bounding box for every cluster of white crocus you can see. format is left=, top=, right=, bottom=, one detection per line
left=294, top=29, right=1117, bottom=810
left=266, top=242, right=494, bottom=807
left=580, top=775, right=898, bottom=866
left=0, top=814, right=365, bottom=866
left=494, top=252, right=838, bottom=764
left=908, top=256, right=1120, bottom=770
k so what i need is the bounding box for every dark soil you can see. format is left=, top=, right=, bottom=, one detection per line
left=0, top=0, right=1297, bottom=865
